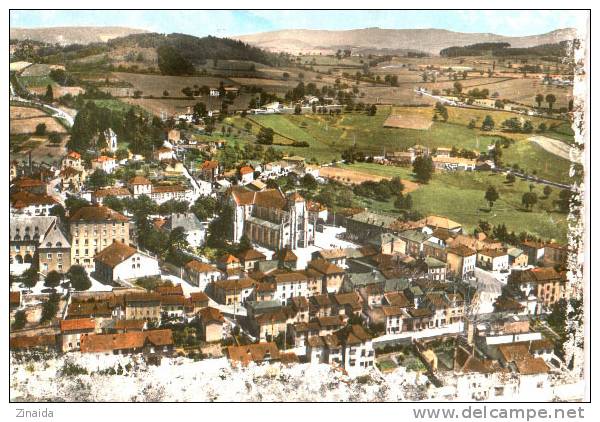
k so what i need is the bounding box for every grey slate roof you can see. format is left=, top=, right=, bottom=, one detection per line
left=166, top=212, right=204, bottom=232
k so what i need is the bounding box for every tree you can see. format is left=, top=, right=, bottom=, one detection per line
left=300, top=174, right=318, bottom=191
left=522, top=120, right=534, bottom=134
left=394, top=193, right=413, bottom=210
left=484, top=186, right=499, bottom=209
left=545, top=94, right=557, bottom=112
left=294, top=104, right=302, bottom=115
left=237, top=235, right=252, bottom=252
left=367, top=104, right=377, bottom=116
left=44, top=84, right=54, bottom=102
left=44, top=270, right=62, bottom=290
left=412, top=155, right=433, bottom=183
left=87, top=169, right=110, bottom=190
left=434, top=102, right=448, bottom=122
left=555, top=189, right=573, bottom=213
left=49, top=204, right=66, bottom=220
left=535, top=93, right=544, bottom=108
left=40, top=294, right=60, bottom=323
left=543, top=185, right=553, bottom=198
left=68, top=265, right=91, bottom=291
left=506, top=173, right=516, bottom=184
left=193, top=102, right=207, bottom=118
left=20, top=267, right=39, bottom=291
left=521, top=192, right=538, bottom=210
left=157, top=45, right=194, bottom=76
left=453, top=81, right=463, bottom=94
left=538, top=122, right=547, bottom=132
left=256, top=127, right=274, bottom=145
left=35, top=123, right=47, bottom=136
left=481, top=115, right=495, bottom=131
left=115, top=149, right=129, bottom=161
left=12, top=310, right=26, bottom=330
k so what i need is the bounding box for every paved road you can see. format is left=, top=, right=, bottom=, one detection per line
left=10, top=83, right=76, bottom=127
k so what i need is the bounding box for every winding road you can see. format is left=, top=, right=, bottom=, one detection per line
left=10, top=82, right=76, bottom=127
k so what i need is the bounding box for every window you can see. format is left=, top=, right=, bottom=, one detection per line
left=47, top=253, right=52, bottom=260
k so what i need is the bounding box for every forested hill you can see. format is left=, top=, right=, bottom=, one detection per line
left=439, top=41, right=573, bottom=58
left=108, top=33, right=286, bottom=73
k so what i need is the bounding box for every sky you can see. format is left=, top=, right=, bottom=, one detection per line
left=10, top=10, right=588, bottom=38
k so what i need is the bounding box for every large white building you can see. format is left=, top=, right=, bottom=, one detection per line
left=127, top=176, right=192, bottom=205
left=94, top=241, right=160, bottom=283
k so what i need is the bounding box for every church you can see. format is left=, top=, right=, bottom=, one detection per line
left=229, top=187, right=315, bottom=250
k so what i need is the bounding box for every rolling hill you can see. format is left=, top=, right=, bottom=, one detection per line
left=235, top=27, right=577, bottom=55
left=10, top=26, right=149, bottom=45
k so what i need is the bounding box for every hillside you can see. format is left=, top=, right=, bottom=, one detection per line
left=107, top=33, right=284, bottom=68
left=10, top=26, right=149, bottom=45
left=235, top=27, right=577, bottom=55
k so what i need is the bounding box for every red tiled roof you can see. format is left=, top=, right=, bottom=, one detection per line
left=155, top=284, right=183, bottom=296
left=60, top=318, right=96, bottom=332
left=151, top=184, right=187, bottom=193
left=69, top=205, right=129, bottom=223
left=185, top=259, right=220, bottom=273
left=190, top=292, right=209, bottom=304
left=308, top=259, right=344, bottom=275
left=94, top=242, right=138, bottom=268
left=227, top=342, right=280, bottom=365
left=93, top=187, right=131, bottom=198
left=80, top=329, right=173, bottom=353
left=239, top=166, right=254, bottom=175
left=114, top=319, right=146, bottom=331
left=219, top=254, right=240, bottom=264
left=10, top=334, right=56, bottom=350
left=201, top=160, right=219, bottom=170
left=236, top=249, right=266, bottom=261
left=129, top=176, right=151, bottom=185
left=199, top=307, right=225, bottom=324
left=10, top=191, right=57, bottom=208
left=214, top=278, right=254, bottom=292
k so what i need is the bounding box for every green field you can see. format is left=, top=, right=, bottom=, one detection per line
left=227, top=106, right=574, bottom=183
left=340, top=162, right=569, bottom=242
left=18, top=75, right=54, bottom=88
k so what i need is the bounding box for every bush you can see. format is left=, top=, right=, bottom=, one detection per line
left=60, top=361, right=89, bottom=377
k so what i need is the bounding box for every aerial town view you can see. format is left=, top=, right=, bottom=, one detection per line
left=8, top=9, right=589, bottom=404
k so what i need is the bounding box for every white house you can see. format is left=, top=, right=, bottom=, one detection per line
left=91, top=156, right=117, bottom=174
left=128, top=176, right=153, bottom=196
left=239, top=166, right=254, bottom=185
left=184, top=260, right=223, bottom=290
left=154, top=147, right=174, bottom=161
left=339, top=324, right=375, bottom=371
left=268, top=272, right=309, bottom=306
left=94, top=242, right=160, bottom=283
left=477, top=249, right=509, bottom=272
left=383, top=306, right=405, bottom=335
